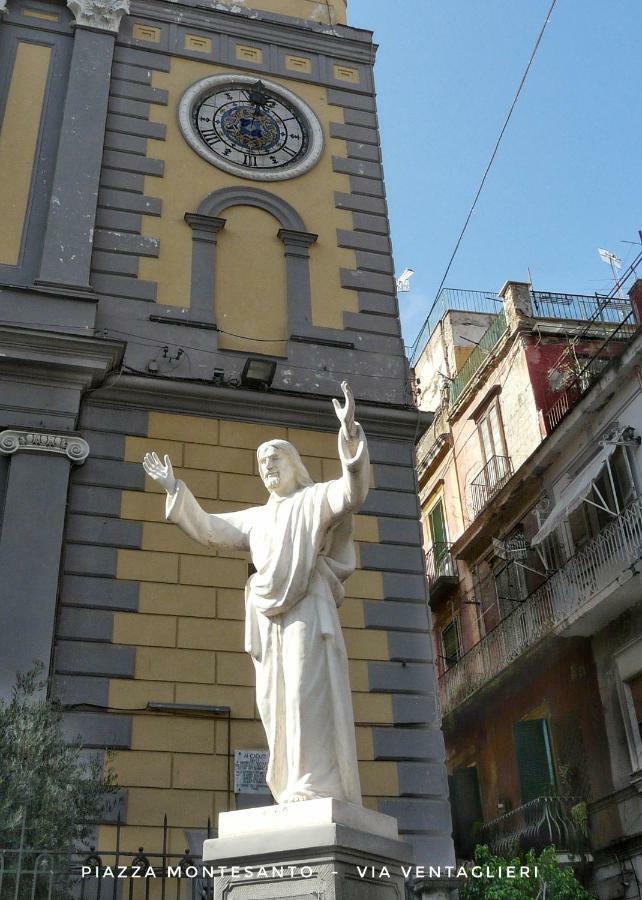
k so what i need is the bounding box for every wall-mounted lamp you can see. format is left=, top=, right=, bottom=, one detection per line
left=241, top=357, right=277, bottom=390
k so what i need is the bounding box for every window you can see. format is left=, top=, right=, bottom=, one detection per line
left=427, top=498, right=452, bottom=577
left=441, top=618, right=462, bottom=670
left=631, top=674, right=642, bottom=743
left=493, top=560, right=527, bottom=619
left=478, top=401, right=506, bottom=464
left=513, top=718, right=556, bottom=803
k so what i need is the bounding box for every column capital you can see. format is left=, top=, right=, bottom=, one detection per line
left=67, top=0, right=129, bottom=32
left=0, top=429, right=89, bottom=464
left=184, top=213, right=226, bottom=237
left=277, top=228, right=318, bottom=249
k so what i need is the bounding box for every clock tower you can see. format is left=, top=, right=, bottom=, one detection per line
left=0, top=0, right=455, bottom=880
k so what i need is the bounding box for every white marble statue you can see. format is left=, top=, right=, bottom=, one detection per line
left=142, top=382, right=369, bottom=805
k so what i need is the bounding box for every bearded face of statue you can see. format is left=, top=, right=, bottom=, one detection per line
left=258, top=445, right=299, bottom=497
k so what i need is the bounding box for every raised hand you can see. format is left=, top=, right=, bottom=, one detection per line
left=143, top=451, right=177, bottom=495
left=332, top=380, right=357, bottom=442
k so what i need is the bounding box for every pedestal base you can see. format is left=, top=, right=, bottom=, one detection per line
left=203, top=799, right=414, bottom=899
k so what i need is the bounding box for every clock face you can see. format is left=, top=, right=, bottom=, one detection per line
left=179, top=75, right=323, bottom=182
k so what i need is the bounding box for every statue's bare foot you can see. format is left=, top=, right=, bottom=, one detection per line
left=284, top=792, right=309, bottom=803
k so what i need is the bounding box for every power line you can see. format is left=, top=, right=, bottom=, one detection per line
left=408, top=0, right=559, bottom=364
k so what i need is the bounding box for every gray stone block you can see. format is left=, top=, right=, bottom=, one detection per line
left=398, top=763, right=448, bottom=799
left=346, top=140, right=381, bottom=162
left=348, top=331, right=404, bottom=356
left=337, top=229, right=390, bottom=254
left=383, top=573, right=427, bottom=602
left=362, top=490, right=418, bottom=518
left=330, top=122, right=378, bottom=145
left=64, top=544, right=118, bottom=577
left=94, top=229, right=160, bottom=257
left=360, top=543, right=425, bottom=574
left=68, top=485, right=122, bottom=516
left=104, top=131, right=148, bottom=156
left=80, top=430, right=125, bottom=459
left=107, top=95, right=150, bottom=120
left=98, top=188, right=161, bottom=216
left=79, top=404, right=148, bottom=435
left=95, top=208, right=142, bottom=233
left=335, top=191, right=387, bottom=215
left=409, top=835, right=456, bottom=869
left=357, top=293, right=398, bottom=314
left=352, top=211, right=389, bottom=234
left=112, top=46, right=171, bottom=72
left=379, top=798, right=452, bottom=834
left=368, top=662, right=434, bottom=695
left=55, top=640, right=135, bottom=678
left=377, top=517, right=422, bottom=546
left=92, top=273, right=157, bottom=301
left=111, top=62, right=152, bottom=84
left=349, top=175, right=386, bottom=197
left=344, top=108, right=378, bottom=128
left=368, top=440, right=414, bottom=466
left=354, top=250, right=395, bottom=275
left=62, top=711, right=132, bottom=748
left=102, top=148, right=164, bottom=176
left=373, top=726, right=445, bottom=762
left=364, top=600, right=429, bottom=632
left=57, top=606, right=114, bottom=641
left=344, top=311, right=399, bottom=336
left=98, top=169, right=145, bottom=194
left=110, top=79, right=168, bottom=105
left=341, top=268, right=395, bottom=294
left=326, top=89, right=376, bottom=111
left=65, top=513, right=142, bottom=548
left=392, top=695, right=438, bottom=726
left=106, top=112, right=167, bottom=140
left=53, top=674, right=110, bottom=707
left=61, top=575, right=139, bottom=611
left=388, top=632, right=433, bottom=663
left=92, top=250, right=139, bottom=276
left=74, top=457, right=145, bottom=490
left=332, top=156, right=382, bottom=179
left=372, top=464, right=416, bottom=491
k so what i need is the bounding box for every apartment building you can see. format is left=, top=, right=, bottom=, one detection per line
left=415, top=274, right=642, bottom=898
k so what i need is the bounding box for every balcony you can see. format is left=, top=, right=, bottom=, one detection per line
left=481, top=796, right=589, bottom=859
left=449, top=309, right=507, bottom=406
left=470, top=455, right=513, bottom=518
left=426, top=542, right=458, bottom=605
left=439, top=498, right=642, bottom=716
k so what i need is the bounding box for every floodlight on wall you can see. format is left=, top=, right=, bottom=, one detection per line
left=396, top=268, right=414, bottom=292
left=240, top=357, right=277, bottom=390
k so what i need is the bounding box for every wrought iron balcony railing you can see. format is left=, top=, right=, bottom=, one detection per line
left=426, top=542, right=457, bottom=585
left=481, top=795, right=589, bottom=858
left=449, top=310, right=507, bottom=406
left=531, top=290, right=632, bottom=323
left=439, top=498, right=642, bottom=716
left=469, top=455, right=513, bottom=518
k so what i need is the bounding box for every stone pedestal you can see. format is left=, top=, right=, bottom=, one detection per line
left=203, top=798, right=414, bottom=899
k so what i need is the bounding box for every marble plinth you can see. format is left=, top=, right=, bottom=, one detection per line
left=203, top=799, right=414, bottom=899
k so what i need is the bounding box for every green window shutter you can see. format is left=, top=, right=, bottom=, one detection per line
left=428, top=499, right=447, bottom=546
left=513, top=718, right=556, bottom=803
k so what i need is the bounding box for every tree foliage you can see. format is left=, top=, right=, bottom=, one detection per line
left=0, top=665, right=116, bottom=851
left=460, top=846, right=593, bottom=899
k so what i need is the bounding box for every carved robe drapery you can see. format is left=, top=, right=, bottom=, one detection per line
left=165, top=427, right=369, bottom=804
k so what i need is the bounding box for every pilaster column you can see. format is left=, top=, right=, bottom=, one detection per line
left=0, top=431, right=90, bottom=699
left=500, top=280, right=533, bottom=331
left=184, top=213, right=226, bottom=326
left=277, top=228, right=318, bottom=335
left=35, top=0, right=130, bottom=292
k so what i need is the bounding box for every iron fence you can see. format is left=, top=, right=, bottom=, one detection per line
left=531, top=290, right=632, bottom=323
left=480, top=796, right=589, bottom=858
left=0, top=809, right=213, bottom=900
left=425, top=542, right=457, bottom=586
left=469, top=455, right=513, bottom=518
left=439, top=497, right=642, bottom=716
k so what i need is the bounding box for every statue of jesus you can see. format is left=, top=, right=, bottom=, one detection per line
left=142, top=382, right=369, bottom=805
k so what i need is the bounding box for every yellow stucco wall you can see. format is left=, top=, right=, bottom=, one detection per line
left=140, top=59, right=359, bottom=329
left=103, top=412, right=398, bottom=850
left=0, top=42, right=51, bottom=266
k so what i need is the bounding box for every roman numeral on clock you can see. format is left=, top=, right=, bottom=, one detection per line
left=243, top=153, right=258, bottom=167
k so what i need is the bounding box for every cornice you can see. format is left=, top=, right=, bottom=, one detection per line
left=127, top=0, right=377, bottom=65
left=92, top=373, right=431, bottom=441
left=0, top=325, right=125, bottom=388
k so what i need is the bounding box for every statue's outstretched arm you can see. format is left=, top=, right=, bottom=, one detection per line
left=327, top=382, right=370, bottom=516
left=143, top=451, right=250, bottom=550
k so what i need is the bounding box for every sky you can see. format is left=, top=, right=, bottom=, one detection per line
left=347, top=0, right=641, bottom=353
